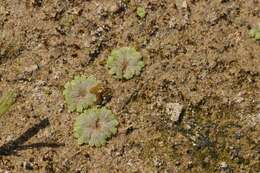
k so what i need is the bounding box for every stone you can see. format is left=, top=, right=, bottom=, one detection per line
left=165, top=103, right=184, bottom=122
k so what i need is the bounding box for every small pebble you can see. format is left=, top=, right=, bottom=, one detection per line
left=22, top=161, right=34, bottom=170
left=165, top=103, right=184, bottom=122
left=24, top=64, right=39, bottom=73
left=219, top=161, right=229, bottom=172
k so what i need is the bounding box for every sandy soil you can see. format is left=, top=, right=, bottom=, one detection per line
left=0, top=0, right=259, bottom=172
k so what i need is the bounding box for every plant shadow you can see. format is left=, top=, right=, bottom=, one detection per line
left=0, top=118, right=64, bottom=156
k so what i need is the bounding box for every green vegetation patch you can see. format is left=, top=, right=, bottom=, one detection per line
left=106, top=47, right=145, bottom=80
left=0, top=90, right=16, bottom=117
left=249, top=23, right=260, bottom=40
left=63, top=76, right=102, bottom=112
left=137, top=6, right=146, bottom=18
left=74, top=107, right=118, bottom=147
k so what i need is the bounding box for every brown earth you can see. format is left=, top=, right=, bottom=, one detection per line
left=0, top=0, right=259, bottom=172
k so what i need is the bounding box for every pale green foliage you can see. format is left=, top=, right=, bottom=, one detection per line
left=106, top=47, right=145, bottom=80
left=74, top=107, right=118, bottom=147
left=249, top=23, right=260, bottom=40
left=63, top=76, right=101, bottom=112
left=0, top=90, right=16, bottom=117
left=137, top=6, right=146, bottom=18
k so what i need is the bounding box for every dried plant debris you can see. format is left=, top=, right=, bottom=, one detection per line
left=106, top=47, right=145, bottom=80
left=249, top=23, right=260, bottom=40
left=137, top=6, right=146, bottom=18
left=63, top=76, right=104, bottom=112
left=0, top=90, right=16, bottom=117
left=74, top=107, right=119, bottom=147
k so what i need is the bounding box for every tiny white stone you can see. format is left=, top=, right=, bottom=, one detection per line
left=165, top=103, right=183, bottom=122
left=24, top=64, right=38, bottom=73
left=176, top=0, right=188, bottom=9
left=219, top=161, right=228, bottom=169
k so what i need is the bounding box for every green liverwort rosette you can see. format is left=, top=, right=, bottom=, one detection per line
left=106, top=47, right=145, bottom=80
left=63, top=76, right=101, bottom=112
left=74, top=107, right=118, bottom=147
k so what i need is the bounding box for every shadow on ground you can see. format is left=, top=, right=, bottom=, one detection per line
left=0, top=118, right=64, bottom=156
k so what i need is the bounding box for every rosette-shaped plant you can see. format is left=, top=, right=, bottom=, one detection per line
left=0, top=90, right=16, bottom=117
left=249, top=23, right=260, bottom=40
left=106, top=47, right=145, bottom=80
left=63, top=76, right=103, bottom=112
left=137, top=6, right=146, bottom=18
left=74, top=107, right=118, bottom=147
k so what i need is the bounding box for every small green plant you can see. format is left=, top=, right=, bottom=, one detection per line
left=0, top=90, right=16, bottom=117
left=63, top=76, right=103, bottom=112
left=106, top=47, right=145, bottom=80
left=74, top=107, right=118, bottom=147
left=249, top=23, right=260, bottom=40
left=137, top=6, right=146, bottom=18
